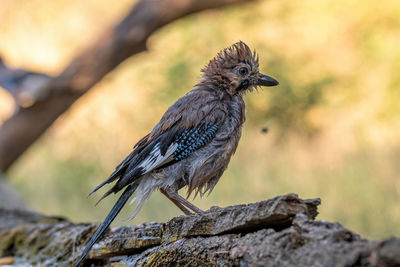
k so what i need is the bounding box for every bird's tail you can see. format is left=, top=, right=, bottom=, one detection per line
left=73, top=184, right=138, bottom=267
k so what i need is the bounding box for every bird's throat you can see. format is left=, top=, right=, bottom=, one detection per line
left=236, top=79, right=250, bottom=91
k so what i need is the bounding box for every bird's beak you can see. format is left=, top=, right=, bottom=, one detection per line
left=256, top=73, right=279, bottom=87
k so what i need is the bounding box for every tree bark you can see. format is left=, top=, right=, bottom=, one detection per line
left=0, top=0, right=253, bottom=172
left=0, top=194, right=399, bottom=266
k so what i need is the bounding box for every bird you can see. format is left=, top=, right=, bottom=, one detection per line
left=74, top=41, right=279, bottom=266
left=0, top=56, right=52, bottom=110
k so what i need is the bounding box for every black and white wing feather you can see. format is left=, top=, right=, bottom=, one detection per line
left=92, top=124, right=219, bottom=201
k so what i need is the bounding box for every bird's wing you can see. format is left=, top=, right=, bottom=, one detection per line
left=91, top=88, right=226, bottom=200
left=105, top=123, right=219, bottom=197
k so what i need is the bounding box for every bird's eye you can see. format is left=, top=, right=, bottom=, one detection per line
left=239, top=67, right=248, bottom=75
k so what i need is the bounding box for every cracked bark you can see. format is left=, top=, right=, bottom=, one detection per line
left=0, top=194, right=399, bottom=266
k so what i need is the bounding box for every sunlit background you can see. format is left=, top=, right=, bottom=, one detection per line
left=1, top=0, right=399, bottom=239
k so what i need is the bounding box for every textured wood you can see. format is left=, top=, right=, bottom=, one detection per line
left=0, top=194, right=399, bottom=266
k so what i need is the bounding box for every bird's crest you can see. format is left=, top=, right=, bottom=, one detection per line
left=202, top=41, right=259, bottom=74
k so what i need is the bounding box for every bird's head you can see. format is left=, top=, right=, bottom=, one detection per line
left=201, top=41, right=278, bottom=96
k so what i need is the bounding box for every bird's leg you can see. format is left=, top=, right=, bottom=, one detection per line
left=160, top=188, right=192, bottom=215
left=161, top=188, right=204, bottom=214
left=176, top=193, right=204, bottom=214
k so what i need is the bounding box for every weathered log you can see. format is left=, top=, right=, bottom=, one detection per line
left=0, top=0, right=253, bottom=172
left=0, top=194, right=398, bottom=266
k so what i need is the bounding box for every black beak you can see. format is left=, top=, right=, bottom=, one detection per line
left=256, top=74, right=279, bottom=87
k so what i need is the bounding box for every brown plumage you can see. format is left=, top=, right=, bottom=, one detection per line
left=74, top=41, right=278, bottom=266
left=201, top=41, right=260, bottom=95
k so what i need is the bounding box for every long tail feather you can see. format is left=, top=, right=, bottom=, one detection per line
left=88, top=179, right=113, bottom=196
left=74, top=184, right=138, bottom=267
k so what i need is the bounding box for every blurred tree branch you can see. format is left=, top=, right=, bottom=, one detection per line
left=0, top=0, right=253, bottom=172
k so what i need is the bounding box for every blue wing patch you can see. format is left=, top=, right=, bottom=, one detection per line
left=173, top=124, right=218, bottom=161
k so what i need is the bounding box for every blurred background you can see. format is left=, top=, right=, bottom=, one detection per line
left=0, top=0, right=399, bottom=240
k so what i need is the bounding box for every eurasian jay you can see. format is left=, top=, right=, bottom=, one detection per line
left=74, top=41, right=279, bottom=266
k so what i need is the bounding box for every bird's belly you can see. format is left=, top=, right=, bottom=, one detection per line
left=183, top=126, right=242, bottom=197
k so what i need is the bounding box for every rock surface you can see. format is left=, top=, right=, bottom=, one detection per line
left=0, top=194, right=399, bottom=266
